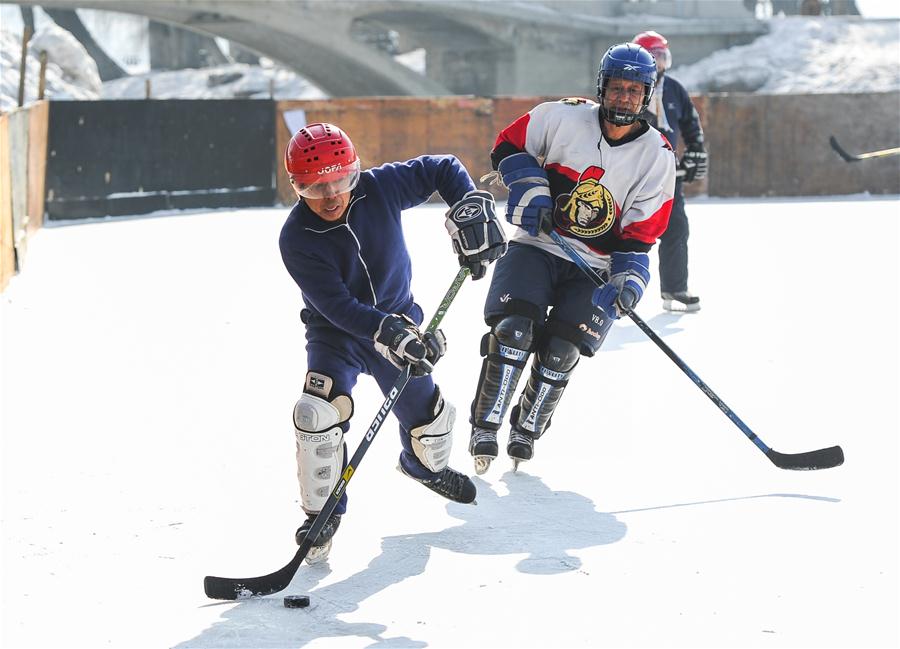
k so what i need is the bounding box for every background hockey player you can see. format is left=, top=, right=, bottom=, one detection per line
left=468, top=43, right=675, bottom=473
left=280, top=122, right=507, bottom=561
left=632, top=30, right=708, bottom=313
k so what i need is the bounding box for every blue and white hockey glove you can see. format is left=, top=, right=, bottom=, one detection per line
left=445, top=190, right=508, bottom=280
left=497, top=152, right=553, bottom=237
left=591, top=251, right=651, bottom=319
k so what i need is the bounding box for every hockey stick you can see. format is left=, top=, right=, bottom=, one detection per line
left=829, top=136, right=900, bottom=163
left=546, top=227, right=844, bottom=471
left=204, top=266, right=471, bottom=600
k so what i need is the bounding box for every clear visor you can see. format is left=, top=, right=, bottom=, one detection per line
left=290, top=160, right=361, bottom=199
left=648, top=47, right=672, bottom=72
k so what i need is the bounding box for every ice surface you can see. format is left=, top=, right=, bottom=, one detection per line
left=1, top=195, right=897, bottom=647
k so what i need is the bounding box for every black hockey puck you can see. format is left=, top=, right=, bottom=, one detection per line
left=283, top=595, right=310, bottom=608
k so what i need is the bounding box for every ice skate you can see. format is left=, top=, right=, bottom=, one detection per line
left=469, top=427, right=498, bottom=475
left=661, top=291, right=700, bottom=313
left=507, top=428, right=534, bottom=472
left=295, top=512, right=341, bottom=565
left=398, top=464, right=477, bottom=504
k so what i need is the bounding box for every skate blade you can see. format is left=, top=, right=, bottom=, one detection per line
left=473, top=456, right=493, bottom=475
left=304, top=540, right=332, bottom=565
left=511, top=457, right=529, bottom=472
left=662, top=300, right=700, bottom=313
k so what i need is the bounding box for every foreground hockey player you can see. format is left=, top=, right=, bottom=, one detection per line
left=632, top=30, right=708, bottom=312
left=468, top=43, right=676, bottom=473
left=280, top=122, right=507, bottom=561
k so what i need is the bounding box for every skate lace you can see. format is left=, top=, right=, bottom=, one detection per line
left=432, top=468, right=467, bottom=499
left=508, top=430, right=533, bottom=447
left=471, top=429, right=496, bottom=445
left=300, top=513, right=339, bottom=546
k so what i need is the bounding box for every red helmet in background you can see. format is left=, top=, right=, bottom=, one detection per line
left=632, top=30, right=672, bottom=76
left=285, top=122, right=361, bottom=199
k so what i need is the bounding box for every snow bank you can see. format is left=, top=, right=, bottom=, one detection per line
left=673, top=16, right=900, bottom=93
left=1, top=26, right=101, bottom=112
left=29, top=23, right=102, bottom=94
left=101, top=61, right=326, bottom=101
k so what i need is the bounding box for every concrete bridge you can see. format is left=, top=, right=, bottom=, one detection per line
left=14, top=1, right=765, bottom=97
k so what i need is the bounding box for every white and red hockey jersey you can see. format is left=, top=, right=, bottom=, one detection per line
left=493, top=97, right=676, bottom=270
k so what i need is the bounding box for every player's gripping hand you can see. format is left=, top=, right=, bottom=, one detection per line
left=591, top=252, right=651, bottom=319
left=422, top=329, right=447, bottom=368
left=375, top=314, right=436, bottom=376
left=497, top=153, right=553, bottom=237
left=680, top=142, right=708, bottom=183
left=445, top=190, right=508, bottom=280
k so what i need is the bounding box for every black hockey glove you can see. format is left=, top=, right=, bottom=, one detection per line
left=445, top=190, right=508, bottom=280
left=374, top=314, right=434, bottom=376
left=422, top=329, right=447, bottom=367
left=679, top=142, right=708, bottom=183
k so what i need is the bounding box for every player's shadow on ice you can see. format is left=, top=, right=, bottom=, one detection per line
left=600, top=312, right=687, bottom=352
left=178, top=472, right=624, bottom=648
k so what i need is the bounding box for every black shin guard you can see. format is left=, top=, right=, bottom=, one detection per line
left=511, top=334, right=580, bottom=441
left=470, top=315, right=535, bottom=432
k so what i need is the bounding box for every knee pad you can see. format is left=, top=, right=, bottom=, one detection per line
left=293, top=376, right=353, bottom=513
left=537, top=335, right=580, bottom=374
left=409, top=386, right=456, bottom=473
left=492, top=314, right=537, bottom=351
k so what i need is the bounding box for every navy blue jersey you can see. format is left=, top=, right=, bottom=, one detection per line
left=646, top=74, right=704, bottom=151
left=279, top=155, right=475, bottom=340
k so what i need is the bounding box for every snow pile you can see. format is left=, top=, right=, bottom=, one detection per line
left=29, top=23, right=102, bottom=93
left=0, top=10, right=324, bottom=109
left=673, top=16, right=900, bottom=93
left=101, top=62, right=326, bottom=101
left=1, top=26, right=101, bottom=112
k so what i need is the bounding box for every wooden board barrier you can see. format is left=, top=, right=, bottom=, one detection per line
left=26, top=100, right=49, bottom=234
left=0, top=113, right=14, bottom=291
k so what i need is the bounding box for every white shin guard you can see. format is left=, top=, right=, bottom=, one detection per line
left=293, top=390, right=352, bottom=514
left=409, top=390, right=456, bottom=473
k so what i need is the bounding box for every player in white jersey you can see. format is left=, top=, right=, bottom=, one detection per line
left=467, top=43, right=676, bottom=473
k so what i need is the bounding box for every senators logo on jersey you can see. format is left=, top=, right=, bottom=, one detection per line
left=553, top=166, right=616, bottom=238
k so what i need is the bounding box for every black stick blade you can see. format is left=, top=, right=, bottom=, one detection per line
left=766, top=445, right=844, bottom=471
left=829, top=136, right=858, bottom=163
left=204, top=548, right=304, bottom=600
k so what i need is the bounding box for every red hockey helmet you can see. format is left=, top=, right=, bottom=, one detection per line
left=632, top=30, right=672, bottom=74
left=285, top=122, right=361, bottom=199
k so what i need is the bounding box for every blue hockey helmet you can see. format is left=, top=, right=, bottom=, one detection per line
left=596, top=43, right=657, bottom=126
